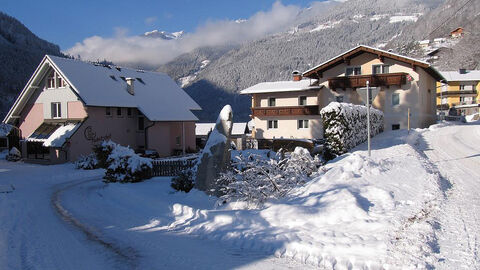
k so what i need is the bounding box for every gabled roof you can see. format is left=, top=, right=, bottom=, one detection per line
left=4, top=55, right=201, bottom=123
left=231, top=122, right=248, bottom=136
left=239, top=79, right=322, bottom=94
left=441, top=70, right=480, bottom=82
left=302, top=45, right=445, bottom=81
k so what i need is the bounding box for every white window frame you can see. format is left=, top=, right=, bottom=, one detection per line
left=268, top=97, right=276, bottom=107
left=346, top=66, right=361, bottom=76
left=51, top=102, right=61, bottom=118
left=372, top=64, right=390, bottom=74
left=297, top=119, right=309, bottom=129
left=267, top=120, right=278, bottom=129
left=392, top=93, right=400, bottom=106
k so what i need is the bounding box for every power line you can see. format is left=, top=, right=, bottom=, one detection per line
left=423, top=0, right=475, bottom=40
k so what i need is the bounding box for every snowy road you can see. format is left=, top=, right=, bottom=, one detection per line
left=421, top=123, right=480, bottom=269
left=0, top=162, right=125, bottom=269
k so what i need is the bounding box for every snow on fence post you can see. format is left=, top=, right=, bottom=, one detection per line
left=320, top=102, right=384, bottom=160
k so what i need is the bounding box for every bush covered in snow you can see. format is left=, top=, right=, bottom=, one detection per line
left=6, top=147, right=21, bottom=162
left=320, top=102, right=383, bottom=159
left=75, top=154, right=98, bottom=170
left=99, top=141, right=153, bottom=183
left=216, top=147, right=322, bottom=207
left=171, top=166, right=196, bottom=193
left=93, top=140, right=116, bottom=169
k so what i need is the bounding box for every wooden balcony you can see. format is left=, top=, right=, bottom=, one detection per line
left=252, top=105, right=319, bottom=117
left=328, top=72, right=408, bottom=89
left=436, top=90, right=477, bottom=97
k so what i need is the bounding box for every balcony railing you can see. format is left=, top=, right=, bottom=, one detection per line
left=328, top=72, right=408, bottom=89
left=436, top=90, right=477, bottom=97
left=252, top=105, right=319, bottom=117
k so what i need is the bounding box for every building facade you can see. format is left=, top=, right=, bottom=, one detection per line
left=241, top=45, right=444, bottom=141
left=437, top=70, right=480, bottom=115
left=3, top=55, right=201, bottom=164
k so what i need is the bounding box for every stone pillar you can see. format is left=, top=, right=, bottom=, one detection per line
left=195, top=105, right=233, bottom=195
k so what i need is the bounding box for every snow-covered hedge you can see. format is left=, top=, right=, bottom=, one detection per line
left=216, top=147, right=321, bottom=207
left=75, top=154, right=98, bottom=170
left=320, top=102, right=383, bottom=159
left=99, top=141, right=153, bottom=183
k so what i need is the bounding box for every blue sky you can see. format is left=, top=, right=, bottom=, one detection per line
left=2, top=0, right=317, bottom=50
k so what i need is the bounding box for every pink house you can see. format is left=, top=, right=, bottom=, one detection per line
left=3, top=55, right=201, bottom=164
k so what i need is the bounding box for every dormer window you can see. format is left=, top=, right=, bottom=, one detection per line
left=346, top=66, right=361, bottom=76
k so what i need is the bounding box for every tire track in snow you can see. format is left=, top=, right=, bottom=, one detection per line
left=51, top=178, right=140, bottom=269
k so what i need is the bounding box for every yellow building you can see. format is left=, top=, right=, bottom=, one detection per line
left=437, top=70, right=480, bottom=115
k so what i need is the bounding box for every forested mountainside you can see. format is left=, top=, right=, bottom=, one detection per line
left=0, top=12, right=63, bottom=119
left=159, top=0, right=444, bottom=122
left=390, top=0, right=480, bottom=70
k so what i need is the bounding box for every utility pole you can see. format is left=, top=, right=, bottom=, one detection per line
left=366, top=81, right=371, bottom=157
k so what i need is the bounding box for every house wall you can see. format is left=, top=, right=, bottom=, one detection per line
left=18, top=103, right=44, bottom=138
left=68, top=106, right=141, bottom=160
left=316, top=52, right=436, bottom=130
left=252, top=90, right=323, bottom=140
left=436, top=80, right=480, bottom=111
left=147, top=121, right=196, bottom=156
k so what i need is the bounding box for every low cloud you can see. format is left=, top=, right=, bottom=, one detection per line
left=65, top=2, right=300, bottom=68
left=144, top=16, right=157, bottom=25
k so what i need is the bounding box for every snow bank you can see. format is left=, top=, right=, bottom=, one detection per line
left=320, top=102, right=383, bottom=159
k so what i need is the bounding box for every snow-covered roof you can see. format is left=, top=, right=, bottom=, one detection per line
left=419, top=40, right=430, bottom=45
left=49, top=56, right=201, bottom=121
left=231, top=122, right=248, bottom=136
left=0, top=123, right=13, bottom=137
left=195, top=123, right=215, bottom=136
left=4, top=55, right=201, bottom=123
left=196, top=122, right=248, bottom=136
left=302, top=45, right=445, bottom=82
left=240, top=80, right=322, bottom=94
left=441, top=70, right=480, bottom=82
left=26, top=122, right=81, bottom=147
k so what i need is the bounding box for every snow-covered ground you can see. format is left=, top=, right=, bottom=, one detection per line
left=1, top=121, right=479, bottom=269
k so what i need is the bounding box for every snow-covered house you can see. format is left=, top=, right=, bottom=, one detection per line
left=437, top=69, right=480, bottom=115
left=195, top=122, right=250, bottom=150
left=3, top=55, right=201, bottom=163
left=241, top=45, right=444, bottom=142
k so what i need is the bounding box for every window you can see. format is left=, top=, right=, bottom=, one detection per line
left=372, top=65, right=390, bottom=74
left=105, top=107, right=111, bottom=116
left=175, top=136, right=181, bottom=146
left=298, top=119, right=309, bottom=129
left=51, top=102, right=61, bottom=118
left=57, top=76, right=66, bottom=88
left=336, top=96, right=344, bottom=102
left=460, top=85, right=465, bottom=90
left=268, top=97, right=276, bottom=107
left=267, top=120, right=278, bottom=129
left=46, top=71, right=55, bottom=89
left=138, top=116, right=145, bottom=130
left=346, top=66, right=361, bottom=76
left=299, top=96, right=307, bottom=106
left=392, top=124, right=400, bottom=130
left=127, top=108, right=132, bottom=117
left=392, top=93, right=400, bottom=106
left=116, top=107, right=122, bottom=116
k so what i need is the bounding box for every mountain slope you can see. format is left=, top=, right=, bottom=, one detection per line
left=389, top=0, right=480, bottom=70
left=0, top=12, right=63, bottom=118
left=159, top=0, right=444, bottom=122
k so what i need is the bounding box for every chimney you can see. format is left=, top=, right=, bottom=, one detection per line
left=459, top=68, right=467, bottom=74
left=126, top=78, right=135, bottom=95
left=292, top=70, right=302, bottom=81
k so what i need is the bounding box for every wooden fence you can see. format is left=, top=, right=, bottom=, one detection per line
left=150, top=159, right=195, bottom=177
